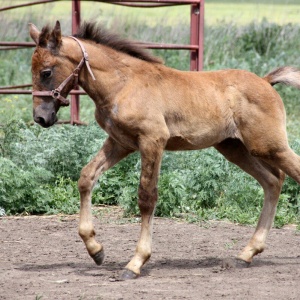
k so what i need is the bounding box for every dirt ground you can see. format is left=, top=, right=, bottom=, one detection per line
left=0, top=207, right=299, bottom=300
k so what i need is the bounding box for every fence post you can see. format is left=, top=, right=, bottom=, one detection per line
left=71, top=0, right=81, bottom=125
left=190, top=0, right=204, bottom=71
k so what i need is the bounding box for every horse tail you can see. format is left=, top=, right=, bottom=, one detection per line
left=263, top=66, right=300, bottom=89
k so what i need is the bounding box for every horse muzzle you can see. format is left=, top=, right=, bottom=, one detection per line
left=33, top=105, right=57, bottom=128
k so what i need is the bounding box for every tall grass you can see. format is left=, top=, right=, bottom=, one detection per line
left=0, top=13, right=299, bottom=226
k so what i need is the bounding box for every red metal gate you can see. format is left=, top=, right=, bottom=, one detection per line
left=0, top=0, right=204, bottom=124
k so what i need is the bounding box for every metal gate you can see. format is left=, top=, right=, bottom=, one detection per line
left=0, top=0, right=204, bottom=124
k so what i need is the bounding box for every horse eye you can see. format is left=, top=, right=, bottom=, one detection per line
left=41, top=70, right=52, bottom=79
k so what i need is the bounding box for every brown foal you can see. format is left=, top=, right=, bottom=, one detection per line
left=29, top=21, right=300, bottom=279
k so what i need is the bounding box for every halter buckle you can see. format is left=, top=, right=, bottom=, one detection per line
left=51, top=89, right=60, bottom=99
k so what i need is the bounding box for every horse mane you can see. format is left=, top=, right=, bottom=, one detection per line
left=74, top=22, right=163, bottom=64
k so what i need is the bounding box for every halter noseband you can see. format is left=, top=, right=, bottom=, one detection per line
left=32, top=36, right=96, bottom=106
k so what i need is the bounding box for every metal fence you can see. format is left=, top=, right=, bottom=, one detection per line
left=0, top=0, right=204, bottom=124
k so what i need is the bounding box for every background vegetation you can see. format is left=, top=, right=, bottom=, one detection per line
left=0, top=0, right=299, bottom=227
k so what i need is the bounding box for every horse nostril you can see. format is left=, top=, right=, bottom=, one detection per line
left=35, top=116, right=46, bottom=126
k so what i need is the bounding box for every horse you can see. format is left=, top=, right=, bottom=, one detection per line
left=29, top=20, right=300, bottom=280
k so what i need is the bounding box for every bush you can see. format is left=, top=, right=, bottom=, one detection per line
left=0, top=157, right=53, bottom=214
left=0, top=120, right=105, bottom=214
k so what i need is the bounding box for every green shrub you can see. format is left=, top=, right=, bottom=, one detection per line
left=0, top=157, right=53, bottom=214
left=0, top=120, right=104, bottom=214
left=0, top=120, right=105, bottom=181
left=239, top=20, right=283, bottom=56
left=44, top=177, right=79, bottom=215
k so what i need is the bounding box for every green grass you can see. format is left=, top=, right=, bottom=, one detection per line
left=205, top=0, right=300, bottom=24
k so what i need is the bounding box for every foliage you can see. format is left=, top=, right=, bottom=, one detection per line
left=0, top=156, right=52, bottom=214
left=0, top=120, right=104, bottom=214
left=0, top=119, right=299, bottom=226
left=204, top=20, right=300, bottom=75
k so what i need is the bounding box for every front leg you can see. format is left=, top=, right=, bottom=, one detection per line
left=120, top=137, right=166, bottom=279
left=78, top=137, right=132, bottom=265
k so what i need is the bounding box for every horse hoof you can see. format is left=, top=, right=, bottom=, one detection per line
left=91, top=249, right=105, bottom=266
left=119, top=269, right=139, bottom=280
left=235, top=257, right=251, bottom=268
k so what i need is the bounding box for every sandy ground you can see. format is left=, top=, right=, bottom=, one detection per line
left=0, top=207, right=299, bottom=300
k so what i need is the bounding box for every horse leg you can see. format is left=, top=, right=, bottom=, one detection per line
left=215, top=139, right=285, bottom=263
left=78, top=137, right=132, bottom=265
left=120, top=138, right=165, bottom=280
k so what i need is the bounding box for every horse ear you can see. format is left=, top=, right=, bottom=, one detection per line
left=48, top=20, right=62, bottom=51
left=29, top=23, right=40, bottom=45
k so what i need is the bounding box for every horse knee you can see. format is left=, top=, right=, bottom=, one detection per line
left=78, top=168, right=94, bottom=194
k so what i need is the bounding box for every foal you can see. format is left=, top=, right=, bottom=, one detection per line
left=29, top=21, right=300, bottom=279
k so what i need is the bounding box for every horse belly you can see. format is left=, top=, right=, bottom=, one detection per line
left=165, top=123, right=232, bottom=151
left=165, top=136, right=202, bottom=150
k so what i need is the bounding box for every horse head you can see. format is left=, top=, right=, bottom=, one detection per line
left=29, top=21, right=75, bottom=127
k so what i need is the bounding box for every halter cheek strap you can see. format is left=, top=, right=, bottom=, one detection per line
left=32, top=36, right=96, bottom=106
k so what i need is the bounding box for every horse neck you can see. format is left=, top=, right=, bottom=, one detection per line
left=62, top=37, right=132, bottom=107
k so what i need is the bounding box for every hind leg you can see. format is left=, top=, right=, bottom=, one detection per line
left=215, top=139, right=285, bottom=263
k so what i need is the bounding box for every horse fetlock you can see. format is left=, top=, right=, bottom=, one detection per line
left=124, top=252, right=150, bottom=277
left=139, top=252, right=151, bottom=265
left=78, top=227, right=102, bottom=254
left=78, top=226, right=95, bottom=239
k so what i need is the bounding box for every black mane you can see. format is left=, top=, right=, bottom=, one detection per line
left=74, top=22, right=162, bottom=64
